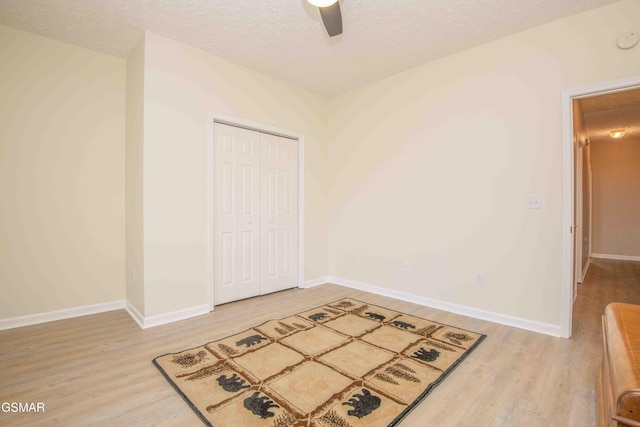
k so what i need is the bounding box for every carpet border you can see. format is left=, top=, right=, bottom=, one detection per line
left=152, top=357, right=214, bottom=427
left=387, top=328, right=486, bottom=426
left=152, top=297, right=487, bottom=427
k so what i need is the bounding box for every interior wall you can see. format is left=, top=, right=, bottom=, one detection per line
left=591, top=136, right=640, bottom=257
left=582, top=136, right=592, bottom=271
left=0, top=25, right=126, bottom=319
left=327, top=0, right=640, bottom=327
left=125, top=37, right=146, bottom=314
left=572, top=99, right=591, bottom=278
left=140, top=32, right=328, bottom=317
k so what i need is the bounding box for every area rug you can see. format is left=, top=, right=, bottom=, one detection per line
left=153, top=298, right=486, bottom=427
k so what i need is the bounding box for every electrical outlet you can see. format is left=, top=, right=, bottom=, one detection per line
left=403, top=261, right=410, bottom=272
left=476, top=272, right=485, bottom=286
left=352, top=255, right=356, bottom=265
left=526, top=195, right=542, bottom=209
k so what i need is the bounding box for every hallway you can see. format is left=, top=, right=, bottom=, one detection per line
left=574, top=258, right=640, bottom=331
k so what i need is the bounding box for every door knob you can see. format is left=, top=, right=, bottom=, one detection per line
left=269, top=218, right=274, bottom=223
left=247, top=219, right=252, bottom=224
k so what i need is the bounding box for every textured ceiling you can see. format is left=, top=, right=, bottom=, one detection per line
left=578, top=88, right=640, bottom=144
left=0, top=0, right=621, bottom=96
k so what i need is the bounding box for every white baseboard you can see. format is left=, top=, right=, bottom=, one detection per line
left=125, top=301, right=145, bottom=329
left=301, top=276, right=331, bottom=289
left=592, top=253, right=640, bottom=262
left=125, top=302, right=210, bottom=329
left=327, top=276, right=562, bottom=337
left=0, top=300, right=126, bottom=331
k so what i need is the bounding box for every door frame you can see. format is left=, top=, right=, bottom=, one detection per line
left=574, top=133, right=583, bottom=292
left=561, top=75, right=640, bottom=338
left=206, top=113, right=305, bottom=310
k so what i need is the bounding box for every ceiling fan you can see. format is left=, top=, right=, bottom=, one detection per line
left=307, top=0, right=343, bottom=37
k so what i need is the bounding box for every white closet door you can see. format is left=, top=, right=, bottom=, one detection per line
left=214, top=123, right=260, bottom=304
left=260, top=132, right=298, bottom=295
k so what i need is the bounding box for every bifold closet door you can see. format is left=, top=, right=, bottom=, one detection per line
left=214, top=123, right=298, bottom=305
left=260, top=132, right=298, bottom=295
left=214, top=123, right=261, bottom=304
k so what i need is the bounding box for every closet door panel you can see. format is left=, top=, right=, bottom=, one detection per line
left=214, top=124, right=239, bottom=304
left=236, top=128, right=260, bottom=300
left=278, top=137, right=298, bottom=286
left=214, top=123, right=260, bottom=304
left=260, top=133, right=298, bottom=295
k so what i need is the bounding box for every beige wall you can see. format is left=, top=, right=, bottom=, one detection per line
left=591, top=136, right=640, bottom=257
left=0, top=25, right=126, bottom=318
left=3, top=0, right=639, bottom=329
left=572, top=100, right=591, bottom=276
left=125, top=37, right=146, bottom=313
left=139, top=32, right=328, bottom=316
left=327, top=0, right=640, bottom=326
left=582, top=137, right=592, bottom=270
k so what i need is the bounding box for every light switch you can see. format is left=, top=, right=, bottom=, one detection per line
left=526, top=195, right=542, bottom=209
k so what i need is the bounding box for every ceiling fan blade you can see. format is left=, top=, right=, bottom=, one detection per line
left=319, top=2, right=342, bottom=37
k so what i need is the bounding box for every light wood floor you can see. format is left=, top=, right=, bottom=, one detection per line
left=1, top=258, right=639, bottom=426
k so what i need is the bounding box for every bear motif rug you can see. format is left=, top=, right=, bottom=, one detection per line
left=153, top=298, right=486, bottom=427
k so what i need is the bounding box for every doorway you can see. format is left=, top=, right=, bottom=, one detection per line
left=206, top=114, right=305, bottom=309
left=562, top=75, right=640, bottom=338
